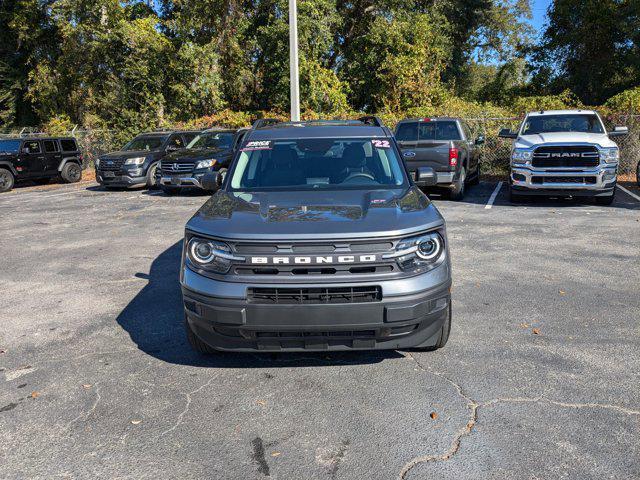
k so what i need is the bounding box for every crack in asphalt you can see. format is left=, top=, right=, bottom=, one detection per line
left=399, top=353, right=640, bottom=479
left=65, top=383, right=101, bottom=430
left=160, top=375, right=217, bottom=436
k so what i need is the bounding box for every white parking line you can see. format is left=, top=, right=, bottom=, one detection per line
left=485, top=181, right=503, bottom=209
left=618, top=185, right=640, bottom=202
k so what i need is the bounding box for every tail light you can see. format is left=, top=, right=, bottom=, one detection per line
left=449, top=147, right=458, bottom=167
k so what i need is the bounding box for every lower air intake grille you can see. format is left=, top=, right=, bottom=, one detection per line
left=248, top=286, right=382, bottom=304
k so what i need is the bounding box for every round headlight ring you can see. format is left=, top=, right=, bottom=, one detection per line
left=189, top=239, right=215, bottom=263
left=416, top=234, right=442, bottom=260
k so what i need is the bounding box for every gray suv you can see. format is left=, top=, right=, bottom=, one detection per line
left=180, top=117, right=452, bottom=353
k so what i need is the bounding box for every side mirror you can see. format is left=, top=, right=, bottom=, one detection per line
left=417, top=167, right=437, bottom=187
left=498, top=128, right=517, bottom=139
left=608, top=126, right=629, bottom=137
left=201, top=172, right=218, bottom=192
left=475, top=135, right=485, bottom=145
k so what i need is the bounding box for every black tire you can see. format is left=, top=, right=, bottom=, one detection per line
left=146, top=162, right=159, bottom=189
left=161, top=185, right=180, bottom=196
left=469, top=162, right=480, bottom=186
left=595, top=193, right=615, bottom=206
left=415, top=302, right=451, bottom=351
left=0, top=168, right=15, bottom=193
left=61, top=162, right=82, bottom=183
left=509, top=187, right=528, bottom=203
left=636, top=161, right=639, bottom=186
left=448, top=166, right=466, bottom=201
left=185, top=317, right=219, bottom=355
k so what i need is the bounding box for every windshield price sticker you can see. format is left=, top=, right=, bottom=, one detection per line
left=242, top=140, right=273, bottom=151
left=372, top=139, right=391, bottom=148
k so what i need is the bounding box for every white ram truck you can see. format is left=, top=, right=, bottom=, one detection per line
left=499, top=110, right=628, bottom=205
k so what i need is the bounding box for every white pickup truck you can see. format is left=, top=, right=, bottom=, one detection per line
left=499, top=110, right=628, bottom=205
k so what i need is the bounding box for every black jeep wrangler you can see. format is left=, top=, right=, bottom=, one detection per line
left=95, top=130, right=200, bottom=190
left=158, top=127, right=248, bottom=195
left=0, top=137, right=83, bottom=193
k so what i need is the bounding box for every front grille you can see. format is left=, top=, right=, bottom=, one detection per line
left=161, top=162, right=194, bottom=173
left=248, top=286, right=382, bottom=304
left=532, top=176, right=597, bottom=184
left=532, top=146, right=599, bottom=168
left=234, top=240, right=393, bottom=255
left=98, top=158, right=125, bottom=171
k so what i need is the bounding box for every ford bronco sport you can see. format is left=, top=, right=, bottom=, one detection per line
left=180, top=117, right=452, bottom=353
left=0, top=137, right=83, bottom=193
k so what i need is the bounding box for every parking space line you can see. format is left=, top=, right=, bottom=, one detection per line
left=484, top=181, right=503, bottom=209
left=618, top=185, right=640, bottom=203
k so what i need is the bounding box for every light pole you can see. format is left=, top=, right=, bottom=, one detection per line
left=289, top=0, right=300, bottom=121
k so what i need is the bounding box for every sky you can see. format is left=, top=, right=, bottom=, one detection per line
left=529, top=0, right=552, bottom=36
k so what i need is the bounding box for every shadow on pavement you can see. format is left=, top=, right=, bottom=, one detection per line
left=115, top=240, right=400, bottom=368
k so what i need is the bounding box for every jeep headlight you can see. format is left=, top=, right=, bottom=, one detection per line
left=187, top=237, right=240, bottom=274
left=384, top=232, right=445, bottom=272
left=195, top=159, right=216, bottom=169
left=600, top=147, right=619, bottom=164
left=124, top=156, right=146, bottom=166
left=511, top=148, right=532, bottom=165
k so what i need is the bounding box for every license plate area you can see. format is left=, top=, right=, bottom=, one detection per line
left=103, top=171, right=115, bottom=178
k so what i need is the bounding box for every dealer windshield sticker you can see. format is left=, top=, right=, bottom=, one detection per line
left=242, top=140, right=273, bottom=151
left=372, top=139, right=391, bottom=148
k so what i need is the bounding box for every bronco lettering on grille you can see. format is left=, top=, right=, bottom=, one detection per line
left=250, top=255, right=377, bottom=265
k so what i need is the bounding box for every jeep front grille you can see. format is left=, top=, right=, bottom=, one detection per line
left=532, top=146, right=599, bottom=168
left=248, top=286, right=382, bottom=304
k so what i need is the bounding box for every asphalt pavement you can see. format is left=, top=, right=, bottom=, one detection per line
left=1, top=181, right=639, bottom=479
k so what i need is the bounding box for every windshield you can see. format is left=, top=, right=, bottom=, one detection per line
left=521, top=114, right=604, bottom=135
left=396, top=121, right=461, bottom=141
left=229, top=138, right=406, bottom=191
left=0, top=139, right=21, bottom=153
left=187, top=132, right=234, bottom=150
left=122, top=136, right=166, bottom=151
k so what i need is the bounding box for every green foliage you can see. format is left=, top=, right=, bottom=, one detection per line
left=42, top=114, right=74, bottom=135
left=509, top=90, right=582, bottom=115
left=604, top=87, right=640, bottom=114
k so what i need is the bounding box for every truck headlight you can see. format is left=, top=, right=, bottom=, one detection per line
left=384, top=232, right=445, bottom=272
left=124, top=156, right=146, bottom=166
left=511, top=149, right=532, bottom=165
left=600, top=147, right=619, bottom=164
left=187, top=237, right=240, bottom=274
left=195, top=159, right=216, bottom=169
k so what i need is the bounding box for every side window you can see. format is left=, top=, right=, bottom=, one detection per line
left=395, top=123, right=419, bottom=142
left=461, top=123, right=472, bottom=140
left=167, top=134, right=184, bottom=149
left=23, top=141, right=41, bottom=154
left=44, top=140, right=59, bottom=153
left=60, top=139, right=78, bottom=152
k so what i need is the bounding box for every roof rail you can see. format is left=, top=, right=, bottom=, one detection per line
left=357, top=116, right=384, bottom=127
left=251, top=118, right=280, bottom=129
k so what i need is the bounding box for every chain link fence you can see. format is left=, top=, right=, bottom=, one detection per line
left=2, top=115, right=639, bottom=176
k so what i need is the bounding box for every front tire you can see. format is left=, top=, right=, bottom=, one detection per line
left=509, top=187, right=529, bottom=203
left=146, top=162, right=159, bottom=189
left=414, top=303, right=451, bottom=351
left=595, top=193, right=615, bottom=206
left=185, top=317, right=219, bottom=355
left=0, top=168, right=15, bottom=193
left=469, top=162, right=480, bottom=186
left=448, top=167, right=466, bottom=201
left=636, top=161, right=639, bottom=186
left=161, top=185, right=180, bottom=195
left=61, top=162, right=82, bottom=183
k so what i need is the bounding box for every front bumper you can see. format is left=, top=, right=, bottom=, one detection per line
left=182, top=264, right=452, bottom=352
left=97, top=170, right=146, bottom=187
left=511, top=165, right=617, bottom=196
left=159, top=173, right=204, bottom=189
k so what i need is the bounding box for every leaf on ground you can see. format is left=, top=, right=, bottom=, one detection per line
left=532, top=328, right=541, bottom=335
left=271, top=452, right=281, bottom=457
left=256, top=400, right=266, bottom=406
left=430, top=412, right=438, bottom=420
left=559, top=290, right=566, bottom=295
left=130, top=419, right=142, bottom=425
left=30, top=391, right=40, bottom=398
left=82, top=384, right=92, bottom=389
left=520, top=323, right=529, bottom=328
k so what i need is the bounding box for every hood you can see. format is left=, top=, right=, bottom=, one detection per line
left=186, top=187, right=444, bottom=240
left=515, top=132, right=617, bottom=149
left=163, top=147, right=231, bottom=163
left=100, top=150, right=154, bottom=159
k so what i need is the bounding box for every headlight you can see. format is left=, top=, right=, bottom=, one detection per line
left=186, top=237, right=241, bottom=274
left=195, top=159, right=216, bottom=169
left=600, top=147, right=619, bottom=164
left=124, top=156, right=146, bottom=166
left=511, top=148, right=532, bottom=165
left=383, top=232, right=445, bottom=272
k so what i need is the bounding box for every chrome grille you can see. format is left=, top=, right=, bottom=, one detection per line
left=161, top=162, right=194, bottom=173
